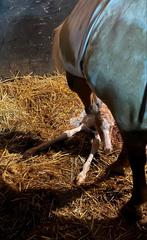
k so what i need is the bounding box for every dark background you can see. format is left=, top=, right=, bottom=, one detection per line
left=0, top=0, right=77, bottom=78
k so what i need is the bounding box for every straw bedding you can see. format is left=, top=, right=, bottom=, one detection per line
left=0, top=74, right=146, bottom=240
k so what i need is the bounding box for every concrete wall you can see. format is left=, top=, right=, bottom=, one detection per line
left=0, top=0, right=77, bottom=78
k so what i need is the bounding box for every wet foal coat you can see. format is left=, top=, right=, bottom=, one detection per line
left=53, top=0, right=147, bottom=221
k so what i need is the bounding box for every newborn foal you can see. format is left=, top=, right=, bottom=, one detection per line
left=71, top=94, right=114, bottom=185
left=24, top=80, right=114, bottom=186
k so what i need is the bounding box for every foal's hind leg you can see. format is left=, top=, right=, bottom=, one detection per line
left=121, top=132, right=147, bottom=222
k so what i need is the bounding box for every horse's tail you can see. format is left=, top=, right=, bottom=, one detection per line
left=52, top=23, right=64, bottom=73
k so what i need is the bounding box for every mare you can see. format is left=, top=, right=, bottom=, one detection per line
left=52, top=0, right=147, bottom=221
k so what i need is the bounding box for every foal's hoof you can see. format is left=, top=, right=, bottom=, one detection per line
left=23, top=149, right=34, bottom=158
left=104, top=146, right=112, bottom=154
left=75, top=173, right=86, bottom=186
left=121, top=201, right=142, bottom=223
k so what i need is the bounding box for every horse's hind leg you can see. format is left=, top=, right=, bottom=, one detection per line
left=109, top=143, right=129, bottom=176
left=122, top=131, right=147, bottom=221
left=66, top=71, right=92, bottom=113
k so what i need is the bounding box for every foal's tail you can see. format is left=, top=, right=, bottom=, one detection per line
left=52, top=23, right=64, bottom=73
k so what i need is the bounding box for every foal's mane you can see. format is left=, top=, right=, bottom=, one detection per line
left=52, top=23, right=64, bottom=73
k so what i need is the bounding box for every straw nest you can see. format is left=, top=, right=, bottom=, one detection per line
left=0, top=74, right=146, bottom=240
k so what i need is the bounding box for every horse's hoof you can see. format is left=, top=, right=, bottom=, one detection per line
left=108, top=164, right=126, bottom=176
left=138, top=216, right=147, bottom=226
left=121, top=201, right=142, bottom=223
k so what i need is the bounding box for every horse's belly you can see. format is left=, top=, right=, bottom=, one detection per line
left=83, top=0, right=147, bottom=131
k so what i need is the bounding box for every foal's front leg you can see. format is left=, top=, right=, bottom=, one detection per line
left=76, top=133, right=100, bottom=185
